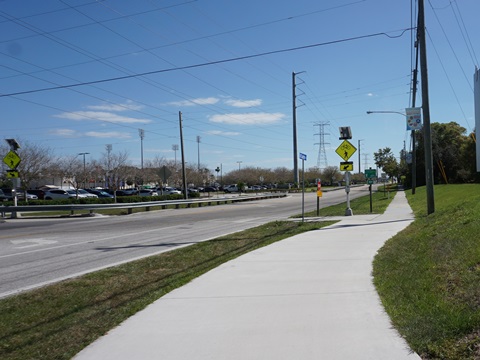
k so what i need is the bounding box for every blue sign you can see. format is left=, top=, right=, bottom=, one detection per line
left=299, top=153, right=307, bottom=160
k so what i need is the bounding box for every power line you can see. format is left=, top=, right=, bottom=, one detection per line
left=0, top=28, right=413, bottom=98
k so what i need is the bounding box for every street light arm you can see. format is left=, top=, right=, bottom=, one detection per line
left=366, top=110, right=406, bottom=116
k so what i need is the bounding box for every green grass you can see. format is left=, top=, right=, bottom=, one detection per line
left=373, top=184, right=480, bottom=359
left=301, top=184, right=397, bottom=217
left=0, top=220, right=335, bottom=360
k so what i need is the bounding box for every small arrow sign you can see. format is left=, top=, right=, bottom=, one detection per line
left=340, top=161, right=353, bottom=171
left=6, top=170, right=19, bottom=178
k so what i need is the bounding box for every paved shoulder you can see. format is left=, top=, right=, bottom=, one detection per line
left=74, top=191, right=419, bottom=360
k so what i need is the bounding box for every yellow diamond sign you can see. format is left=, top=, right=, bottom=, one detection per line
left=3, top=150, right=21, bottom=169
left=335, top=140, right=357, bottom=161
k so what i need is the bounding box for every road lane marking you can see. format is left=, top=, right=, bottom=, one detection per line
left=11, top=239, right=58, bottom=249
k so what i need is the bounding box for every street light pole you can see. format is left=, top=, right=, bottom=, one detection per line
left=78, top=152, right=89, bottom=188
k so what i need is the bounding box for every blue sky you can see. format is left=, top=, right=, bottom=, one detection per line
left=1, top=0, right=478, bottom=175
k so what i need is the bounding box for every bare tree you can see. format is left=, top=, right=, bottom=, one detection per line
left=321, top=166, right=342, bottom=186
left=57, top=155, right=84, bottom=195
left=103, top=150, right=130, bottom=190
left=1, top=140, right=55, bottom=197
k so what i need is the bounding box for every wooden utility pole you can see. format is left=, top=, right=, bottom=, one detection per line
left=292, top=72, right=299, bottom=186
left=418, top=0, right=435, bottom=214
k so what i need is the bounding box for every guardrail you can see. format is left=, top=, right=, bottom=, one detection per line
left=1, top=193, right=287, bottom=219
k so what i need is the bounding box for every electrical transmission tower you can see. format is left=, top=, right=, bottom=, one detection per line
left=363, top=153, right=370, bottom=171
left=314, top=121, right=330, bottom=170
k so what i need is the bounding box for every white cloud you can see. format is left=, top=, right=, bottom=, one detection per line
left=167, top=97, right=220, bottom=107
left=205, top=130, right=241, bottom=136
left=85, top=131, right=131, bottom=139
left=55, top=111, right=152, bottom=124
left=209, top=112, right=285, bottom=125
left=87, top=101, right=144, bottom=112
left=224, top=98, right=262, bottom=108
left=49, top=129, right=77, bottom=137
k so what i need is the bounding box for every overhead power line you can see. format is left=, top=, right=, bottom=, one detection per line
left=0, top=28, right=413, bottom=98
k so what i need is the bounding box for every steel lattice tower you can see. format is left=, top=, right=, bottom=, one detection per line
left=314, top=121, right=330, bottom=171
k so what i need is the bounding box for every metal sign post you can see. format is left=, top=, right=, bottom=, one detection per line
left=365, top=168, right=376, bottom=213
left=336, top=130, right=356, bottom=216
left=299, top=153, right=307, bottom=222
left=316, top=179, right=322, bottom=216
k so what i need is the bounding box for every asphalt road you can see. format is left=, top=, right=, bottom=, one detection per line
left=0, top=187, right=371, bottom=298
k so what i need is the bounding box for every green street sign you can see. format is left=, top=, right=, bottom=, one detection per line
left=365, top=169, right=376, bottom=179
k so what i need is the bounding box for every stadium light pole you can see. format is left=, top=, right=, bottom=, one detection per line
left=78, top=152, right=90, bottom=189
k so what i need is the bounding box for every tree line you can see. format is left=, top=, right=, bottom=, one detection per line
left=374, top=122, right=479, bottom=185
left=1, top=122, right=477, bottom=192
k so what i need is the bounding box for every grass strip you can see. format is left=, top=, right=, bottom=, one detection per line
left=373, top=184, right=480, bottom=359
left=300, top=184, right=397, bottom=217
left=0, top=220, right=335, bottom=360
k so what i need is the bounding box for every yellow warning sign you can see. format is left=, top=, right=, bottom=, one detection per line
left=335, top=140, right=357, bottom=161
left=3, top=150, right=21, bottom=169
left=6, top=170, right=19, bottom=178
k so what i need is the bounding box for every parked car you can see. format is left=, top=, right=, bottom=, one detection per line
left=139, top=189, right=158, bottom=196
left=44, top=189, right=77, bottom=200
left=203, top=186, right=218, bottom=192
left=1, top=188, right=14, bottom=200
left=17, top=191, right=38, bottom=200
left=0, top=189, right=11, bottom=201
left=64, top=189, right=90, bottom=198
left=77, top=189, right=98, bottom=198
left=27, top=189, right=46, bottom=200
left=109, top=189, right=130, bottom=196
left=85, top=189, right=114, bottom=198
left=158, top=187, right=182, bottom=195
left=122, top=188, right=138, bottom=195
left=223, top=184, right=239, bottom=193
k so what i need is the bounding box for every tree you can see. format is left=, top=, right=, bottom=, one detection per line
left=321, top=166, right=341, bottom=185
left=102, top=150, right=131, bottom=190
left=57, top=155, right=84, bottom=196
left=0, top=140, right=55, bottom=195
left=374, top=147, right=398, bottom=181
left=415, top=122, right=477, bottom=184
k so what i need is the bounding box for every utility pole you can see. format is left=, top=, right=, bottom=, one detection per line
left=292, top=71, right=305, bottom=186
left=418, top=0, right=435, bottom=214
left=410, top=16, right=420, bottom=196
left=179, top=111, right=188, bottom=199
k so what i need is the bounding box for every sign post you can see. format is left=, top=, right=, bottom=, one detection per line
left=365, top=168, right=376, bottom=213
left=335, top=131, right=356, bottom=216
left=299, top=153, right=307, bottom=222
left=3, top=139, right=21, bottom=218
left=316, top=179, right=322, bottom=216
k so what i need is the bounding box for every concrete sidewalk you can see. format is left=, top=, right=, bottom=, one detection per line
left=74, top=190, right=421, bottom=360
